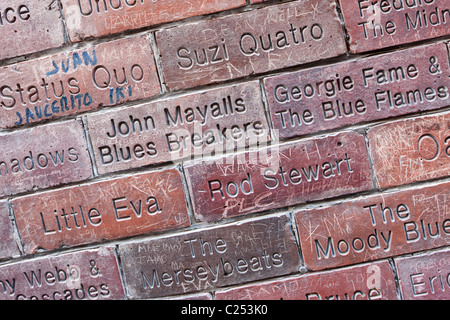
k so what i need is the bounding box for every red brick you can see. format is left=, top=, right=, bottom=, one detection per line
left=395, top=247, right=450, bottom=299
left=156, top=0, right=346, bottom=91
left=0, top=35, right=160, bottom=129
left=12, top=169, right=189, bottom=254
left=0, top=0, right=65, bottom=60
left=264, top=42, right=450, bottom=140
left=295, top=181, right=450, bottom=271
left=0, top=201, right=20, bottom=259
left=0, top=246, right=125, bottom=300
left=367, top=111, right=450, bottom=189
left=61, top=0, right=246, bottom=42
left=118, top=214, right=300, bottom=298
left=184, top=131, right=372, bottom=222
left=216, top=260, right=397, bottom=300
left=87, top=81, right=269, bottom=175
left=339, top=0, right=450, bottom=53
left=0, top=119, right=92, bottom=197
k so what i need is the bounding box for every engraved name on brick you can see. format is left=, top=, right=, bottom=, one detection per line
left=118, top=214, right=300, bottom=298
left=395, top=247, right=450, bottom=299
left=367, top=111, right=450, bottom=188
left=184, top=131, right=372, bottom=222
left=12, top=169, right=190, bottom=254
left=0, top=35, right=160, bottom=128
left=339, top=0, right=450, bottom=53
left=264, top=42, right=450, bottom=140
left=0, top=119, right=92, bottom=197
left=156, top=0, right=346, bottom=91
left=87, top=81, right=269, bottom=175
left=0, top=247, right=125, bottom=300
left=0, top=0, right=65, bottom=60
left=295, top=181, right=450, bottom=271
left=216, top=260, right=397, bottom=300
left=62, top=0, right=246, bottom=42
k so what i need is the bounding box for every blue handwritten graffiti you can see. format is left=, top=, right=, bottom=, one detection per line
left=46, top=49, right=97, bottom=77
left=14, top=92, right=93, bottom=126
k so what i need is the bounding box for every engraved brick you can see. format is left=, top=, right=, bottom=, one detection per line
left=0, top=246, right=125, bottom=300
left=156, top=0, right=346, bottom=91
left=0, top=0, right=65, bottom=60
left=295, top=181, right=450, bottom=271
left=367, top=111, right=450, bottom=189
left=61, top=0, right=246, bottom=42
left=264, top=42, right=450, bottom=140
left=395, top=247, right=450, bottom=300
left=12, top=169, right=190, bottom=254
left=0, top=119, right=92, bottom=197
left=87, top=81, right=270, bottom=175
left=184, top=131, right=372, bottom=222
left=216, top=260, right=397, bottom=300
left=0, top=201, right=20, bottom=259
left=339, top=0, right=450, bottom=53
left=0, top=35, right=160, bottom=129
left=118, top=214, right=300, bottom=298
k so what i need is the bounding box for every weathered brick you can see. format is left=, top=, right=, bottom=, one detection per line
left=184, top=131, right=372, bottom=222
left=156, top=0, right=346, bottom=91
left=12, top=169, right=190, bottom=254
left=0, top=0, right=65, bottom=60
left=0, top=119, right=92, bottom=197
left=61, top=0, right=246, bottom=42
left=264, top=42, right=450, bottom=140
left=395, top=247, right=450, bottom=300
left=0, top=35, right=160, bottom=129
left=216, top=260, right=397, bottom=300
left=87, top=81, right=270, bottom=175
left=339, top=0, right=450, bottom=53
left=0, top=246, right=125, bottom=300
left=368, top=111, right=450, bottom=189
left=118, top=214, right=300, bottom=298
left=295, top=181, right=450, bottom=271
left=0, top=201, right=20, bottom=259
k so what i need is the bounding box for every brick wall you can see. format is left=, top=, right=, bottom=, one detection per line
left=0, top=0, right=448, bottom=301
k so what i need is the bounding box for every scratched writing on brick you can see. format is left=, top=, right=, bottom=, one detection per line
left=264, top=43, right=449, bottom=139
left=185, top=131, right=372, bottom=222
left=118, top=215, right=299, bottom=298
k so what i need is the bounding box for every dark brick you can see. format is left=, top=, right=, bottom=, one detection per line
left=118, top=214, right=300, bottom=298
